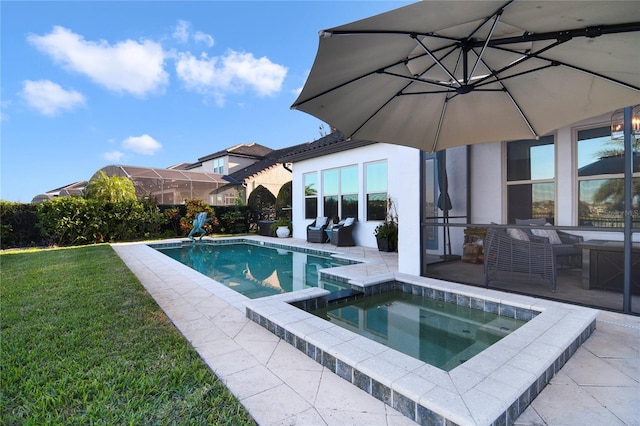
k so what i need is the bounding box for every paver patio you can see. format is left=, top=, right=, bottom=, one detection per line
left=112, top=238, right=639, bottom=425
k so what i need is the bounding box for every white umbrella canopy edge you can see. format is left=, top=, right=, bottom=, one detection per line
left=291, top=0, right=640, bottom=152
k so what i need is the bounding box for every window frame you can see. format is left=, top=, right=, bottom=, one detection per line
left=321, top=165, right=359, bottom=220
left=303, top=172, right=318, bottom=220
left=504, top=135, right=556, bottom=223
left=574, top=123, right=640, bottom=227
left=213, top=158, right=225, bottom=174
left=365, top=160, right=388, bottom=221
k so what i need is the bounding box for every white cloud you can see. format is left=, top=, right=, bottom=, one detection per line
left=173, top=20, right=190, bottom=43
left=175, top=49, right=287, bottom=105
left=194, top=31, right=214, bottom=47
left=103, top=151, right=125, bottom=162
left=28, top=26, right=168, bottom=97
left=172, top=20, right=214, bottom=47
left=20, top=79, right=85, bottom=116
left=122, top=134, right=162, bottom=155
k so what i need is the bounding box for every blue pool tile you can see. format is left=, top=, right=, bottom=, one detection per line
left=372, top=379, right=392, bottom=405
left=336, top=360, right=353, bottom=381
left=417, top=404, right=445, bottom=426
left=499, top=303, right=515, bottom=318
left=392, top=391, right=416, bottom=419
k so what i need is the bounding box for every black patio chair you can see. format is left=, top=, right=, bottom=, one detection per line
left=331, top=218, right=356, bottom=247
left=307, top=217, right=329, bottom=243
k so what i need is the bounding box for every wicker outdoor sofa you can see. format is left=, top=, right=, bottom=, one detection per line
left=484, top=227, right=558, bottom=292
left=484, top=220, right=584, bottom=292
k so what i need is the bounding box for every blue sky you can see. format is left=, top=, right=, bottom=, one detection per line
left=1, top=0, right=412, bottom=202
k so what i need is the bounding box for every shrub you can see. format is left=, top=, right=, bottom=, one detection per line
left=247, top=185, right=276, bottom=221
left=217, top=206, right=251, bottom=234
left=0, top=201, right=41, bottom=249
left=275, top=181, right=292, bottom=219
left=179, top=199, right=217, bottom=236
left=35, top=197, right=167, bottom=246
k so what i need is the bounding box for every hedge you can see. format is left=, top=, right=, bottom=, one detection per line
left=1, top=199, right=253, bottom=250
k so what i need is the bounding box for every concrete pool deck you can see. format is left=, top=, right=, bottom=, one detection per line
left=112, top=237, right=639, bottom=425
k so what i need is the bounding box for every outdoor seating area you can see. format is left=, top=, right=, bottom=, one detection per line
left=484, top=226, right=558, bottom=291
left=306, top=216, right=357, bottom=246
left=482, top=219, right=591, bottom=293
left=515, top=218, right=584, bottom=268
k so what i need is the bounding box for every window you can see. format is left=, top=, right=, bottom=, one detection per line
left=577, top=126, right=640, bottom=227
left=322, top=166, right=358, bottom=220
left=213, top=158, right=225, bottom=174
left=365, top=161, right=387, bottom=220
left=506, top=136, right=555, bottom=223
left=304, top=173, right=318, bottom=219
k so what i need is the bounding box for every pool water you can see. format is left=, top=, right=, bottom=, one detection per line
left=312, top=290, right=527, bottom=371
left=157, top=243, right=349, bottom=298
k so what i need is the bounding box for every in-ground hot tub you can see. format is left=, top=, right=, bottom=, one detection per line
left=245, top=273, right=597, bottom=426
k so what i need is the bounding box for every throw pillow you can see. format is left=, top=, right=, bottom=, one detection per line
left=315, top=216, right=327, bottom=226
left=344, top=217, right=355, bottom=226
left=507, top=228, right=530, bottom=241
left=531, top=223, right=562, bottom=244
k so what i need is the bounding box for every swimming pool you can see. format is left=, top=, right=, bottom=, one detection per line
left=312, top=290, right=527, bottom=371
left=246, top=275, right=597, bottom=425
left=154, top=241, right=351, bottom=298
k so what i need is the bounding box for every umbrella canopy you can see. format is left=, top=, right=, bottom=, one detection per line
left=292, top=0, right=640, bottom=152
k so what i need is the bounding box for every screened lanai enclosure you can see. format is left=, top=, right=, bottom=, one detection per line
left=96, top=165, right=228, bottom=205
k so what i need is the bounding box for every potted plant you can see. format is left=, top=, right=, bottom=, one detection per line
left=271, top=218, right=292, bottom=238
left=374, top=197, right=398, bottom=252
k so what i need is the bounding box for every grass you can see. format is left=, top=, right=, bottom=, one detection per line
left=0, top=245, right=256, bottom=425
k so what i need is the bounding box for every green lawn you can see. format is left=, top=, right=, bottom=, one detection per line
left=0, top=245, right=255, bottom=425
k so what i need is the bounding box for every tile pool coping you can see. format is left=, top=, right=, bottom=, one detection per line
left=148, top=237, right=360, bottom=266
left=244, top=273, right=598, bottom=426
left=144, top=237, right=599, bottom=425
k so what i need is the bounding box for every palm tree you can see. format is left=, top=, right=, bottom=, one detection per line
left=593, top=178, right=640, bottom=211
left=85, top=171, right=137, bottom=202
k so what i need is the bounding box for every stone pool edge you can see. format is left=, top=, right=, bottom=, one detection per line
left=245, top=272, right=598, bottom=426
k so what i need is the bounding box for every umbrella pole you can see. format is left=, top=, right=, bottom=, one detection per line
left=623, top=106, right=633, bottom=314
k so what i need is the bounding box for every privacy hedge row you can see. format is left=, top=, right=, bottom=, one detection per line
left=0, top=199, right=252, bottom=250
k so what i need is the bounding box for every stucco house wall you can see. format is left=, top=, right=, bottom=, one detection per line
left=244, top=164, right=292, bottom=202
left=468, top=112, right=638, bottom=242
left=291, top=143, right=423, bottom=275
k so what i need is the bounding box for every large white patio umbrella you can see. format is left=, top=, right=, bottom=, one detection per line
left=292, top=0, right=640, bottom=152
left=291, top=0, right=640, bottom=313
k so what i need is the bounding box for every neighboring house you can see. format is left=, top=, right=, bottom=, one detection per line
left=286, top=110, right=640, bottom=278
left=91, top=165, right=228, bottom=204
left=185, top=142, right=308, bottom=205
left=31, top=181, right=88, bottom=203
left=33, top=142, right=307, bottom=206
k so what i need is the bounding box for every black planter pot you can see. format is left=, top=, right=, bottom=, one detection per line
left=376, top=237, right=394, bottom=252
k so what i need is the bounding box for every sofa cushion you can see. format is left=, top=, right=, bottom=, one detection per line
left=315, top=216, right=327, bottom=227
left=344, top=217, right=355, bottom=226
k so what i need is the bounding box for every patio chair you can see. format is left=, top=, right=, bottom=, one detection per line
left=331, top=217, right=356, bottom=247
left=515, top=218, right=584, bottom=268
left=307, top=216, right=329, bottom=243
left=484, top=227, right=557, bottom=292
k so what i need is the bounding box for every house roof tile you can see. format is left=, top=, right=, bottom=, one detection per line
left=281, top=131, right=377, bottom=162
